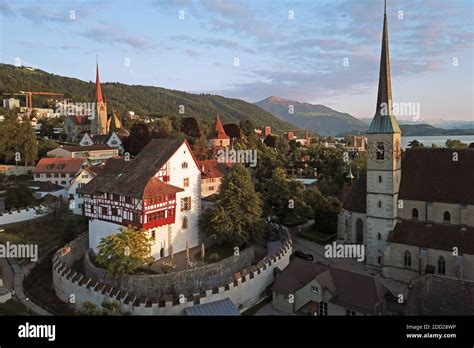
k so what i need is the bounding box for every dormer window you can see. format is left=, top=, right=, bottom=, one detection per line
left=46, top=164, right=54, bottom=170
left=58, top=164, right=65, bottom=170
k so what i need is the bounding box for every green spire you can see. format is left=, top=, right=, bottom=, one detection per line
left=368, top=0, right=401, bottom=134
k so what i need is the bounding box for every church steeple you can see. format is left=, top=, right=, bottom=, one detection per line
left=95, top=59, right=104, bottom=104
left=368, top=0, right=401, bottom=134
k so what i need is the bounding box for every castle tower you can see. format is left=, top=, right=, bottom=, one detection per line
left=366, top=0, right=402, bottom=267
left=91, top=60, right=108, bottom=135
left=208, top=115, right=230, bottom=147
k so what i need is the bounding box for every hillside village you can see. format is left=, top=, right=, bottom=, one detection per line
left=0, top=3, right=473, bottom=319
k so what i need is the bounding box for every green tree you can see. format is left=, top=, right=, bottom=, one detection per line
left=445, top=139, right=468, bottom=149
left=123, top=122, right=151, bottom=155
left=5, top=183, right=36, bottom=209
left=96, top=225, right=154, bottom=275
left=407, top=139, right=424, bottom=148
left=199, top=164, right=264, bottom=245
left=312, top=195, right=341, bottom=235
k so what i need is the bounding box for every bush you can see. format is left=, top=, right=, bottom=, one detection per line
left=208, top=253, right=220, bottom=262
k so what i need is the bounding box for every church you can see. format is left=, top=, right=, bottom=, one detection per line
left=337, top=2, right=474, bottom=283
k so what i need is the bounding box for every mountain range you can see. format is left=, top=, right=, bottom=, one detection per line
left=255, top=96, right=367, bottom=136
left=0, top=64, right=293, bottom=131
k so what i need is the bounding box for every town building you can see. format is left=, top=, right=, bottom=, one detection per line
left=27, top=181, right=67, bottom=200
left=337, top=3, right=474, bottom=284
left=80, top=139, right=201, bottom=260
left=199, top=159, right=230, bottom=198
left=3, top=98, right=20, bottom=109
left=47, top=144, right=119, bottom=165
left=68, top=158, right=126, bottom=215
left=272, top=258, right=388, bottom=315
left=208, top=115, right=230, bottom=147
left=80, top=131, right=125, bottom=150
left=63, top=115, right=91, bottom=141
left=33, top=157, right=90, bottom=188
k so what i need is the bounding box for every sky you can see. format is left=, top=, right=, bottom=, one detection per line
left=0, top=0, right=473, bottom=121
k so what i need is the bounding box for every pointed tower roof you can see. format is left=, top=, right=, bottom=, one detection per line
left=95, top=60, right=104, bottom=104
left=212, top=115, right=229, bottom=140
left=368, top=0, right=401, bottom=134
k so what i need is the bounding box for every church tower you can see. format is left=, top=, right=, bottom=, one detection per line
left=91, top=60, right=107, bottom=135
left=366, top=0, right=402, bottom=267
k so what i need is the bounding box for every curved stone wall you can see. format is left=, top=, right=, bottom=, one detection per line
left=52, top=227, right=292, bottom=315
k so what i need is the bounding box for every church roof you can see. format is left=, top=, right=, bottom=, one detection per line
left=399, top=148, right=474, bottom=205
left=211, top=115, right=229, bottom=140
left=342, top=176, right=366, bottom=213
left=388, top=220, right=474, bottom=254
left=367, top=1, right=401, bottom=134
left=96, top=62, right=104, bottom=103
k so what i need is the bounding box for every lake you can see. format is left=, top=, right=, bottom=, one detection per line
left=401, top=135, right=474, bottom=149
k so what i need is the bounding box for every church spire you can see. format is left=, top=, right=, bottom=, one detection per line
left=368, top=0, right=401, bottom=134
left=96, top=58, right=104, bottom=104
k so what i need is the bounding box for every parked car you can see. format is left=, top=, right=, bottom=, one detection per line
left=293, top=250, right=314, bottom=261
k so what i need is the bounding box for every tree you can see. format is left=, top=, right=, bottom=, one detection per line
left=263, top=134, right=277, bottom=148
left=199, top=164, right=264, bottom=245
left=312, top=195, right=341, bottom=235
left=407, top=140, right=423, bottom=148
left=95, top=225, right=154, bottom=275
left=181, top=117, right=202, bottom=138
left=445, top=139, right=468, bottom=149
left=0, top=115, right=38, bottom=166
left=223, top=123, right=241, bottom=139
left=123, top=122, right=151, bottom=155
left=5, top=183, right=36, bottom=209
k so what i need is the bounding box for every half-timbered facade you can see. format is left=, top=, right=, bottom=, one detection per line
left=80, top=139, right=201, bottom=259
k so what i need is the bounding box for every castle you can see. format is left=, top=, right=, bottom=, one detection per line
left=337, top=2, right=474, bottom=282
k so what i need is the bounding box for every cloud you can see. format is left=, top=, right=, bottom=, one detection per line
left=81, top=25, right=153, bottom=49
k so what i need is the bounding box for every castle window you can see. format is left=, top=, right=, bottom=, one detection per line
left=404, top=251, right=412, bottom=267
left=437, top=256, right=446, bottom=275
left=377, top=201, right=382, bottom=208
left=412, top=208, right=419, bottom=220
left=378, top=176, right=382, bottom=183
left=345, top=309, right=356, bottom=316
left=443, top=211, right=451, bottom=223
left=181, top=197, right=191, bottom=211
left=182, top=216, right=188, bottom=229
left=183, top=177, right=189, bottom=187
left=182, top=161, right=188, bottom=169
left=377, top=233, right=382, bottom=240
left=151, top=230, right=156, bottom=240
left=377, top=255, right=382, bottom=265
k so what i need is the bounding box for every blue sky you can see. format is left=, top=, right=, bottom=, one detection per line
left=0, top=0, right=473, bottom=120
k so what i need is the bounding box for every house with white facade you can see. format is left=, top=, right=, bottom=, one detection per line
left=79, top=132, right=124, bottom=150
left=33, top=157, right=90, bottom=189
left=80, top=139, right=201, bottom=260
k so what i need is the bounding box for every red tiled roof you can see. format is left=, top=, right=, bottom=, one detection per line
left=388, top=220, right=474, bottom=254
left=399, top=148, right=474, bottom=205
left=143, top=177, right=184, bottom=199
left=212, top=115, right=229, bottom=140
left=33, top=158, right=85, bottom=173
left=68, top=115, right=91, bottom=126
left=199, top=159, right=231, bottom=179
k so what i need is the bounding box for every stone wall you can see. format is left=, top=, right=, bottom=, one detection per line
left=0, top=205, right=48, bottom=225
left=82, top=246, right=255, bottom=298
left=52, top=226, right=292, bottom=315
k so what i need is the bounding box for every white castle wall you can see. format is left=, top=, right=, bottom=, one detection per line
left=0, top=205, right=48, bottom=225
left=53, top=228, right=292, bottom=315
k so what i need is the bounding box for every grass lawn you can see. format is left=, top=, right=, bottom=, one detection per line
left=193, top=243, right=235, bottom=263
left=297, top=224, right=336, bottom=244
